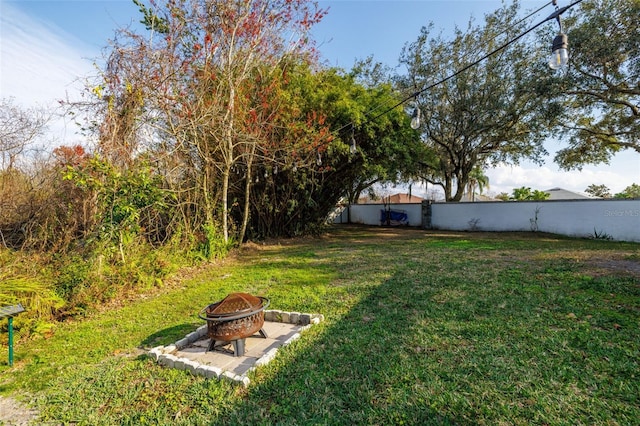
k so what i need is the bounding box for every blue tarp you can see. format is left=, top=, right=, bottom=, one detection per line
left=380, top=209, right=408, bottom=226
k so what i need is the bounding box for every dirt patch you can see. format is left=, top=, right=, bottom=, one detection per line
left=0, top=396, right=38, bottom=425
left=533, top=250, right=640, bottom=279
left=590, top=259, right=640, bottom=278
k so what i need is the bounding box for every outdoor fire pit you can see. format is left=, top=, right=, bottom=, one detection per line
left=198, top=292, right=270, bottom=357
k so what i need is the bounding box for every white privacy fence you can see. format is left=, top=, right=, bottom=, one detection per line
left=333, top=199, right=640, bottom=243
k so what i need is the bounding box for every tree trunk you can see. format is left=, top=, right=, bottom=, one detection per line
left=222, top=84, right=236, bottom=243
left=238, top=142, right=256, bottom=243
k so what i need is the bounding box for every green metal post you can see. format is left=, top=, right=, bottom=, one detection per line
left=8, top=316, right=14, bottom=366
left=2, top=305, right=24, bottom=367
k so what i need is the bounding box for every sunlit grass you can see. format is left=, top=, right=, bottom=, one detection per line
left=1, top=226, right=638, bottom=425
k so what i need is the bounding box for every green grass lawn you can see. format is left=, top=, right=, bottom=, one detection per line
left=1, top=226, right=639, bottom=425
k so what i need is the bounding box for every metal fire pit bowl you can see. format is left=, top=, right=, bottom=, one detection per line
left=198, top=293, right=270, bottom=357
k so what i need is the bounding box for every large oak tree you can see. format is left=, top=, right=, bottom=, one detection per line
left=398, top=2, right=552, bottom=201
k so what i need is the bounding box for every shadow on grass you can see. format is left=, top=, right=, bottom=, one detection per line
left=212, top=230, right=640, bottom=425
left=216, top=271, right=465, bottom=424
left=141, top=323, right=199, bottom=349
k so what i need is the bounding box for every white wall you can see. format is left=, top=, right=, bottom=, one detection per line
left=334, top=199, right=640, bottom=243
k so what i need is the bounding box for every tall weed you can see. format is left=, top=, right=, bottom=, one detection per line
left=198, top=223, right=234, bottom=260
left=0, top=255, right=65, bottom=341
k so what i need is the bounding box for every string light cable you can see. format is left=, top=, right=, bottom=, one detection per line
left=335, top=0, right=585, bottom=136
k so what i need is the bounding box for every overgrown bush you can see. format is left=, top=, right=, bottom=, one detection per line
left=0, top=239, right=190, bottom=336
left=0, top=150, right=195, bottom=333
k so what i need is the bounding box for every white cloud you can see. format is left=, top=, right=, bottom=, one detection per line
left=1, top=3, right=98, bottom=147
left=380, top=157, right=638, bottom=201
left=1, top=4, right=96, bottom=107
left=486, top=161, right=637, bottom=196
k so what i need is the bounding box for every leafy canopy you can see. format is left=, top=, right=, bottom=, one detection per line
left=552, top=0, right=640, bottom=169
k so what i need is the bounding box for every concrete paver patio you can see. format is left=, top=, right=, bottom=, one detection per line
left=174, top=321, right=303, bottom=376
left=149, top=310, right=323, bottom=386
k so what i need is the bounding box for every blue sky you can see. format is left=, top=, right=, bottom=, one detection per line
left=1, top=0, right=638, bottom=196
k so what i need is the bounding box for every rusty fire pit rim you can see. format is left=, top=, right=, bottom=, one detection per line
left=197, top=296, right=270, bottom=323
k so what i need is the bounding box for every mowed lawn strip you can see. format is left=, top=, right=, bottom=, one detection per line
left=1, top=226, right=638, bottom=425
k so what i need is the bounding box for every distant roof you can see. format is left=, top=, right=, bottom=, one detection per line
left=459, top=193, right=501, bottom=202
left=358, top=193, right=425, bottom=204
left=544, top=187, right=597, bottom=200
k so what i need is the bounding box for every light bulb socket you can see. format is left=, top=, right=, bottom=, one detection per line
left=551, top=33, right=568, bottom=53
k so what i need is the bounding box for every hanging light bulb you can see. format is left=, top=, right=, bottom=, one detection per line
left=316, top=152, right=322, bottom=166
left=410, top=109, right=421, bottom=129
left=547, top=7, right=569, bottom=71
left=409, top=102, right=421, bottom=129
left=548, top=32, right=569, bottom=70
left=350, top=135, right=357, bottom=154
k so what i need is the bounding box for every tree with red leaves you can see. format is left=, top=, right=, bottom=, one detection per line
left=96, top=0, right=328, bottom=247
